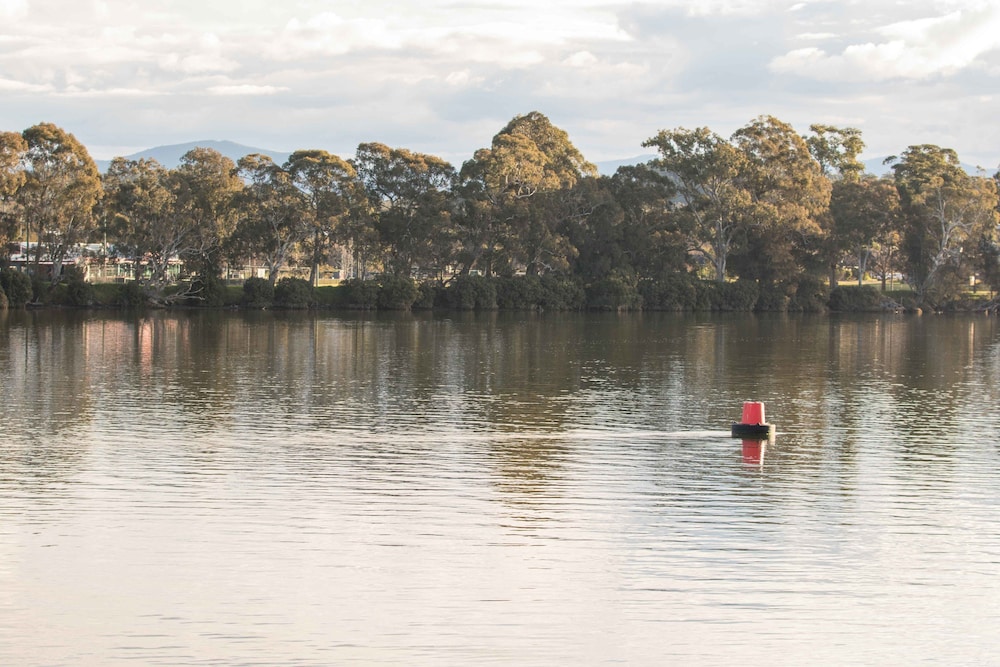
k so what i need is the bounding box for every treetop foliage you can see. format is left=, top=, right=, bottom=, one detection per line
left=1, top=112, right=998, bottom=310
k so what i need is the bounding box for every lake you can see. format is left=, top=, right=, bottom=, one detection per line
left=2, top=310, right=999, bottom=665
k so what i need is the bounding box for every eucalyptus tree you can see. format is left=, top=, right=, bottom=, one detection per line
left=729, top=115, right=831, bottom=284
left=806, top=124, right=866, bottom=286
left=230, top=154, right=309, bottom=286
left=19, top=123, right=102, bottom=281
left=891, top=144, right=999, bottom=302
left=869, top=227, right=904, bottom=292
left=459, top=111, right=596, bottom=276
left=285, top=149, right=359, bottom=285
left=172, top=147, right=242, bottom=280
left=805, top=124, right=865, bottom=183
left=604, top=164, right=686, bottom=281
left=455, top=133, right=548, bottom=276
left=642, top=126, right=751, bottom=282
left=352, top=142, right=456, bottom=279
left=562, top=168, right=684, bottom=306
left=829, top=176, right=901, bottom=286
left=101, top=157, right=176, bottom=287
left=0, top=131, right=27, bottom=265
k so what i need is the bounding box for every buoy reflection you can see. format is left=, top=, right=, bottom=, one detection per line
left=742, top=438, right=766, bottom=465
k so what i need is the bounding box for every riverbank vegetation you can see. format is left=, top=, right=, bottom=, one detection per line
left=2, top=113, right=998, bottom=313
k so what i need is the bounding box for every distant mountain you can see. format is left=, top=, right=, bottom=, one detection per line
left=94, top=140, right=292, bottom=172
left=863, top=156, right=992, bottom=177
left=605, top=155, right=993, bottom=178
left=596, top=154, right=656, bottom=176
left=95, top=145, right=996, bottom=179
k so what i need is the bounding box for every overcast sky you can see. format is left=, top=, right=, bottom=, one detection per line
left=2, top=0, right=999, bottom=170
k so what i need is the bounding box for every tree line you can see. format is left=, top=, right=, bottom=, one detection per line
left=1, top=111, right=999, bottom=311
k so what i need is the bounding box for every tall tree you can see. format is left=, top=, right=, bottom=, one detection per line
left=173, top=147, right=242, bottom=281
left=891, top=145, right=999, bottom=302
left=285, top=150, right=359, bottom=285
left=458, top=112, right=597, bottom=277
left=729, top=115, right=831, bottom=284
left=101, top=157, right=176, bottom=287
left=605, top=164, right=686, bottom=281
left=19, top=123, right=102, bottom=282
left=231, top=154, right=309, bottom=286
left=805, top=125, right=865, bottom=183
left=493, top=112, right=597, bottom=276
left=0, top=131, right=27, bottom=266
left=869, top=227, right=904, bottom=292
left=829, top=176, right=900, bottom=286
left=352, top=142, right=456, bottom=278
left=806, top=125, right=866, bottom=286
left=642, top=126, right=751, bottom=282
left=455, top=134, right=548, bottom=276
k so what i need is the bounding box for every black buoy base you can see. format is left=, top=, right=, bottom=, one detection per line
left=731, top=422, right=775, bottom=439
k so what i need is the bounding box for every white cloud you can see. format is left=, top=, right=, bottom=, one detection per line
left=444, top=70, right=485, bottom=87
left=207, top=84, right=287, bottom=96
left=675, top=0, right=821, bottom=17
left=564, top=51, right=599, bottom=67
left=770, top=6, right=1000, bottom=81
left=1, top=0, right=998, bottom=171
left=268, top=12, right=402, bottom=59
left=796, top=32, right=837, bottom=41
left=160, top=51, right=239, bottom=74
left=0, top=0, right=27, bottom=19
left=58, top=86, right=165, bottom=98
left=0, top=77, right=53, bottom=93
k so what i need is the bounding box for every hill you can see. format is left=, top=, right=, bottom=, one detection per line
left=95, top=144, right=995, bottom=179
left=598, top=154, right=991, bottom=178
left=595, top=154, right=657, bottom=176
left=863, top=156, right=991, bottom=177
left=94, top=140, right=292, bottom=172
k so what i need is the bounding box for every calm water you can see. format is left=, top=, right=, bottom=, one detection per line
left=2, top=309, right=1000, bottom=666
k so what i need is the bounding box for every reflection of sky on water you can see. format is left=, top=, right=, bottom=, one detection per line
left=2, top=310, right=1000, bottom=665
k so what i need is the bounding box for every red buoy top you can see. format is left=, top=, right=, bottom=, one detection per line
left=741, top=401, right=766, bottom=425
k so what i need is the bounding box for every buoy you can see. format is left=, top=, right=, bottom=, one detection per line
left=731, top=401, right=775, bottom=440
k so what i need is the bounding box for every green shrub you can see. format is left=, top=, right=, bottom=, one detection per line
left=242, top=277, right=274, bottom=308
left=786, top=275, right=828, bottom=312
left=446, top=274, right=497, bottom=310
left=377, top=275, right=419, bottom=310
left=340, top=278, right=379, bottom=309
left=46, top=283, right=68, bottom=305
left=715, top=279, right=760, bottom=311
left=0, top=268, right=31, bottom=307
left=45, top=266, right=94, bottom=307
left=91, top=283, right=120, bottom=306
left=586, top=272, right=641, bottom=311
left=274, top=277, right=315, bottom=309
left=314, top=285, right=348, bottom=308
left=65, top=276, right=95, bottom=307
left=639, top=274, right=698, bottom=311
left=31, top=275, right=48, bottom=303
left=754, top=283, right=790, bottom=311
left=0, top=285, right=7, bottom=309
left=413, top=282, right=441, bottom=309
left=188, top=275, right=227, bottom=307
left=496, top=275, right=544, bottom=309
left=538, top=275, right=585, bottom=310
left=116, top=281, right=148, bottom=308
left=828, top=285, right=882, bottom=312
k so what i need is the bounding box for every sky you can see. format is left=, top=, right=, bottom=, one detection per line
left=2, top=0, right=999, bottom=170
